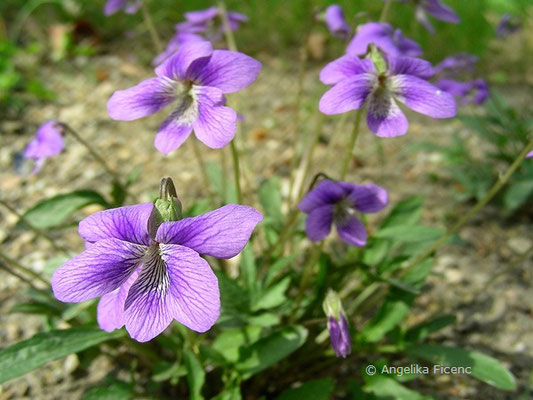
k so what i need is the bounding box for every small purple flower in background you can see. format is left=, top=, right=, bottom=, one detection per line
left=324, top=5, right=351, bottom=40
left=434, top=53, right=478, bottom=77
left=526, top=151, right=533, bottom=159
left=319, top=47, right=456, bottom=137
left=153, top=31, right=205, bottom=66
left=177, top=6, right=248, bottom=43
left=496, top=14, right=521, bottom=38
left=104, top=0, right=141, bottom=16
left=107, top=41, right=261, bottom=154
left=402, top=0, right=460, bottom=34
left=347, top=23, right=422, bottom=57
left=435, top=78, right=489, bottom=105
left=323, top=290, right=351, bottom=358
left=23, top=121, right=65, bottom=174
left=52, top=180, right=262, bottom=342
left=298, top=179, right=388, bottom=246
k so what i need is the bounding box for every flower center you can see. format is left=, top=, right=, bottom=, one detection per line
left=333, top=197, right=355, bottom=226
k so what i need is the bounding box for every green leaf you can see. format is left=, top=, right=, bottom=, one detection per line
left=251, top=277, right=291, bottom=311
left=380, top=196, right=424, bottom=228
left=0, top=328, right=124, bottom=383
left=405, top=315, right=456, bottom=343
left=374, top=226, right=444, bottom=243
left=236, top=326, right=308, bottom=379
left=184, top=349, right=205, bottom=400
left=212, top=326, right=263, bottom=363
left=503, top=180, right=533, bottom=212
left=407, top=344, right=516, bottom=391
left=276, top=378, right=335, bottom=400
left=240, top=244, right=258, bottom=296
left=152, top=361, right=187, bottom=383
left=22, top=190, right=108, bottom=229
left=259, top=178, right=283, bottom=229
left=265, top=254, right=300, bottom=287
left=363, top=374, right=436, bottom=400
left=83, top=379, right=135, bottom=400
left=361, top=290, right=414, bottom=343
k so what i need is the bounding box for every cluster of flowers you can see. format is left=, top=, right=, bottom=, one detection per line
left=22, top=1, right=529, bottom=358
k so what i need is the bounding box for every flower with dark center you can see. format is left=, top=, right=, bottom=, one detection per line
left=107, top=41, right=261, bottom=154
left=319, top=46, right=456, bottom=137
left=298, top=179, right=388, bottom=246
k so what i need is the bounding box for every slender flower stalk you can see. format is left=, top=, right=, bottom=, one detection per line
left=140, top=0, right=163, bottom=53
left=63, top=124, right=124, bottom=188
left=0, top=199, right=70, bottom=257
left=0, top=251, right=49, bottom=286
left=218, top=0, right=245, bottom=203
left=340, top=110, right=363, bottom=180
left=401, top=138, right=533, bottom=276
left=0, top=260, right=41, bottom=290
left=379, top=0, right=392, bottom=22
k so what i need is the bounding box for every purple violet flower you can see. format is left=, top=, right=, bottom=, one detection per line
left=23, top=121, right=65, bottom=174
left=435, top=78, right=489, bottom=105
left=104, top=0, right=141, bottom=16
left=319, top=48, right=456, bottom=137
left=526, top=151, right=533, bottom=159
left=177, top=6, right=248, bottom=43
left=496, top=14, right=521, bottom=38
left=52, top=198, right=262, bottom=342
left=323, top=290, right=351, bottom=358
left=324, top=5, right=351, bottom=39
left=434, top=53, right=478, bottom=77
left=347, top=23, right=422, bottom=57
left=153, top=31, right=205, bottom=66
left=298, top=179, right=388, bottom=246
left=413, top=0, right=460, bottom=34
left=107, top=41, right=261, bottom=154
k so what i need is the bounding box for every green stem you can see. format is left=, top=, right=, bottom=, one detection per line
left=140, top=1, right=163, bottom=53
left=218, top=0, right=238, bottom=51
left=292, top=242, right=324, bottom=320
left=230, top=140, right=243, bottom=203
left=379, top=0, right=392, bottom=23
left=340, top=110, right=363, bottom=180
left=0, top=199, right=70, bottom=256
left=0, top=251, right=49, bottom=286
left=401, top=137, right=533, bottom=277
left=295, top=113, right=326, bottom=201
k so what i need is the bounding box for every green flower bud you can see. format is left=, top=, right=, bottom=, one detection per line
left=323, top=289, right=344, bottom=320
left=148, top=177, right=183, bottom=238
left=367, top=44, right=388, bottom=75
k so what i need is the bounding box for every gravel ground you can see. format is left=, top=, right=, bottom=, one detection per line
left=0, top=49, right=532, bottom=399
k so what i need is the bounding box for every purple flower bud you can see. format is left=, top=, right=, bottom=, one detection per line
left=323, top=290, right=351, bottom=358
left=23, top=121, right=65, bottom=174
left=107, top=41, right=261, bottom=154
left=51, top=184, right=263, bottom=342
left=299, top=179, right=388, bottom=246
left=324, top=5, right=351, bottom=39
left=319, top=49, right=456, bottom=137
left=526, top=150, right=533, bottom=159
